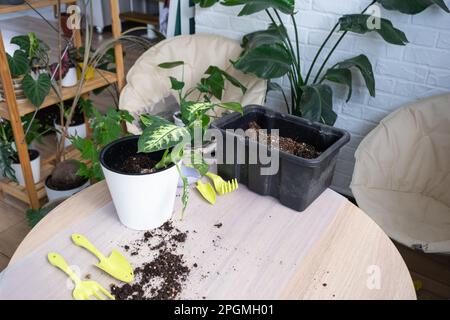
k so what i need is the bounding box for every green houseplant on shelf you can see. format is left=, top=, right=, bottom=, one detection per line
left=2, top=32, right=51, bottom=108
left=195, top=0, right=450, bottom=125
left=0, top=115, right=49, bottom=186
left=99, top=61, right=246, bottom=230
left=70, top=98, right=133, bottom=182
left=41, top=1, right=153, bottom=203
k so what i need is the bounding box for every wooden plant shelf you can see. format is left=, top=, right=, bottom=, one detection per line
left=0, top=0, right=124, bottom=210
left=0, top=147, right=85, bottom=206
left=0, top=0, right=74, bottom=14
left=119, top=11, right=159, bottom=26
left=0, top=69, right=117, bottom=120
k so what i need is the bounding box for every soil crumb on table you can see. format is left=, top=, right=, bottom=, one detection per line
left=246, top=121, right=321, bottom=159
left=111, top=221, right=191, bottom=300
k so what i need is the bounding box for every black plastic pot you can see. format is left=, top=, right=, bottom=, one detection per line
left=211, top=105, right=350, bottom=212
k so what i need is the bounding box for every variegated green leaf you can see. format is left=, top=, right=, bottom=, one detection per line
left=138, top=115, right=189, bottom=153
left=181, top=102, right=213, bottom=124
left=217, top=102, right=243, bottom=114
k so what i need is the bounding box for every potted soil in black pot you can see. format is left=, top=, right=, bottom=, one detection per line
left=211, top=105, right=350, bottom=212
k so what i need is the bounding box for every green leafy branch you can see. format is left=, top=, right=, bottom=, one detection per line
left=194, top=0, right=449, bottom=125
left=137, top=61, right=246, bottom=215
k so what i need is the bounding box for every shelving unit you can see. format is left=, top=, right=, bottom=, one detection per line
left=0, top=0, right=125, bottom=209
left=119, top=0, right=160, bottom=38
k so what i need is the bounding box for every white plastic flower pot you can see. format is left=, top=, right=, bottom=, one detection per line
left=100, top=136, right=179, bottom=231
left=173, top=111, right=184, bottom=127
left=11, top=149, right=40, bottom=186
left=44, top=176, right=90, bottom=202
left=61, top=67, right=78, bottom=87
left=55, top=122, right=87, bottom=147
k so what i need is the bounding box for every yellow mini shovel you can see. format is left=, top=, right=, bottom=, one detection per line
left=71, top=234, right=134, bottom=283
left=196, top=180, right=216, bottom=204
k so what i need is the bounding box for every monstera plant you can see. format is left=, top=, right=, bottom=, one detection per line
left=195, top=0, right=449, bottom=125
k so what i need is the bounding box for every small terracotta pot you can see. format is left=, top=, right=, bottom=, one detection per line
left=60, top=13, right=73, bottom=38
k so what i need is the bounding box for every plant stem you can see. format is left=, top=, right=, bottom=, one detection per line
left=290, top=13, right=303, bottom=85
left=272, top=9, right=301, bottom=81
left=306, top=0, right=377, bottom=84
left=287, top=72, right=296, bottom=114
left=265, top=9, right=301, bottom=113
left=312, top=31, right=347, bottom=84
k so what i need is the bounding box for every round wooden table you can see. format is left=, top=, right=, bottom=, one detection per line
left=9, top=181, right=416, bottom=300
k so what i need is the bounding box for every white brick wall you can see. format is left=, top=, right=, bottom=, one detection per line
left=195, top=0, right=450, bottom=196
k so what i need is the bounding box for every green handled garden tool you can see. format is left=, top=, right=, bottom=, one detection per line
left=47, top=252, right=115, bottom=300
left=71, top=233, right=134, bottom=283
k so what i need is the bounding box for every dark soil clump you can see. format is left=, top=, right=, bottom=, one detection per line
left=120, top=154, right=157, bottom=174
left=247, top=121, right=321, bottom=159
left=46, top=160, right=88, bottom=190
left=111, top=221, right=191, bottom=300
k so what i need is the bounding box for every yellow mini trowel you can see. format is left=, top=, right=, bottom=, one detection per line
left=196, top=180, right=216, bottom=204
left=71, top=234, right=134, bottom=283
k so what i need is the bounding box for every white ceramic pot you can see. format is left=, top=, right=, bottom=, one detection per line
left=61, top=67, right=78, bottom=87
left=100, top=136, right=179, bottom=230
left=44, top=176, right=90, bottom=202
left=55, top=122, right=87, bottom=147
left=173, top=111, right=184, bottom=127
left=11, top=149, right=40, bottom=186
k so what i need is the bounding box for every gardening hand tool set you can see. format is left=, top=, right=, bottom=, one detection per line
left=47, top=233, right=134, bottom=300
left=195, top=172, right=239, bottom=204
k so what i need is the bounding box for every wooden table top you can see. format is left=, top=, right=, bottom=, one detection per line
left=8, top=181, right=416, bottom=300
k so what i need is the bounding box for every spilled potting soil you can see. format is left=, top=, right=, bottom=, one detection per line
left=110, top=221, right=191, bottom=300
left=246, top=121, right=321, bottom=159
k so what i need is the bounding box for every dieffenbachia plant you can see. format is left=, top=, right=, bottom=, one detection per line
left=137, top=61, right=246, bottom=214
left=6, top=32, right=51, bottom=108
left=194, top=0, right=449, bottom=125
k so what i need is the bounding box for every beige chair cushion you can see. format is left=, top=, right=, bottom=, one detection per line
left=351, top=93, right=450, bottom=253
left=119, top=34, right=267, bottom=134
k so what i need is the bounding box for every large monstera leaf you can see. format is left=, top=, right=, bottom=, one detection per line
left=242, top=23, right=287, bottom=50
left=233, top=43, right=292, bottom=79
left=339, top=14, right=408, bottom=45
left=323, top=68, right=353, bottom=102
left=138, top=115, right=190, bottom=153
left=22, top=73, right=51, bottom=108
left=192, top=0, right=220, bottom=7
left=221, top=0, right=295, bottom=16
left=300, top=84, right=337, bottom=126
left=324, top=54, right=375, bottom=101
left=377, top=0, right=449, bottom=14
